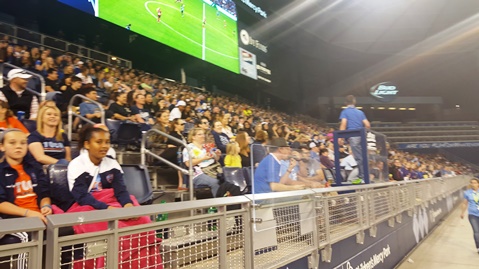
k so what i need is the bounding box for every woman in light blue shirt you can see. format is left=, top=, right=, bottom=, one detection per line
left=461, top=178, right=479, bottom=254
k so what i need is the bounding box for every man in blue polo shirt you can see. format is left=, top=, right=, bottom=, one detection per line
left=339, top=95, right=370, bottom=183
left=253, top=138, right=306, bottom=194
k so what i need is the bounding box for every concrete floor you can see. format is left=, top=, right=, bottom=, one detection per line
left=397, top=205, right=479, bottom=269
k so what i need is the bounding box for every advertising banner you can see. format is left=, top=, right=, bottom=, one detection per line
left=397, top=142, right=479, bottom=149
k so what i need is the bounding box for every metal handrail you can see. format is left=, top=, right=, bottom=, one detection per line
left=141, top=129, right=194, bottom=202
left=67, top=94, right=105, bottom=140
left=0, top=62, right=46, bottom=102
left=36, top=175, right=469, bottom=269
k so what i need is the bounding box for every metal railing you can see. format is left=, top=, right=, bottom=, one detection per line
left=0, top=217, right=44, bottom=269
left=141, top=129, right=194, bottom=201
left=0, top=21, right=132, bottom=68
left=0, top=175, right=469, bottom=269
left=0, top=62, right=46, bottom=102
left=67, top=94, right=105, bottom=141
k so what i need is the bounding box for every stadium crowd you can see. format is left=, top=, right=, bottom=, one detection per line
left=0, top=36, right=473, bottom=196
left=0, top=32, right=475, bottom=269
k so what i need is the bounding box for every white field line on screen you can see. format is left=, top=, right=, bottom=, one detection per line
left=202, top=3, right=206, bottom=60
left=144, top=1, right=238, bottom=60
left=89, top=0, right=99, bottom=17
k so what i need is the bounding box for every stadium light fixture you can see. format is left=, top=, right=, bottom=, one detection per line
left=399, top=108, right=407, bottom=110
left=408, top=108, right=416, bottom=111
left=377, top=107, right=385, bottom=110
left=111, top=57, right=118, bottom=61
left=388, top=107, right=396, bottom=110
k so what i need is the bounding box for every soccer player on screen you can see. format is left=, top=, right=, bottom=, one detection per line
left=180, top=4, right=185, bottom=17
left=157, top=7, right=162, bottom=22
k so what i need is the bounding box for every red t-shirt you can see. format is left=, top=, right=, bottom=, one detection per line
left=0, top=117, right=29, bottom=134
left=11, top=164, right=40, bottom=212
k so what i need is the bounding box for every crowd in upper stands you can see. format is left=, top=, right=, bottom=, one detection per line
left=213, top=0, right=237, bottom=18
left=0, top=35, right=473, bottom=196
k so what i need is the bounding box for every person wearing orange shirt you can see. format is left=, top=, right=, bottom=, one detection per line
left=0, top=100, right=29, bottom=133
left=0, top=128, right=51, bottom=222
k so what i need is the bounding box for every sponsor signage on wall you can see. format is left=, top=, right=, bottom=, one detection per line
left=370, top=82, right=399, bottom=102
left=316, top=189, right=463, bottom=269
left=237, top=26, right=271, bottom=83
left=397, top=142, right=479, bottom=149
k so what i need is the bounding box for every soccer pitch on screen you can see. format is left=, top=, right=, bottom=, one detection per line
left=97, top=0, right=239, bottom=73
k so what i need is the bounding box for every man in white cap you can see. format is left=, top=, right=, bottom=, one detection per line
left=169, top=100, right=186, bottom=121
left=0, top=69, right=38, bottom=120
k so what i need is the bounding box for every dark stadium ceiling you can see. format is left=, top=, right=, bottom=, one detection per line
left=255, top=0, right=479, bottom=109
left=261, top=0, right=479, bottom=55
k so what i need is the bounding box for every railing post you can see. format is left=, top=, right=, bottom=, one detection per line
left=218, top=205, right=227, bottom=268
left=106, top=220, right=119, bottom=269
left=45, top=221, right=60, bottom=269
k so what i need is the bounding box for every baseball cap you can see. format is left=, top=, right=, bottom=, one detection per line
left=177, top=100, right=186, bottom=107
left=7, top=69, right=32, bottom=80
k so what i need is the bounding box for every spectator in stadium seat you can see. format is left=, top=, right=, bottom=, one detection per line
left=169, top=118, right=188, bottom=191
left=68, top=125, right=133, bottom=209
left=389, top=159, right=404, bottom=181
left=460, top=178, right=479, bottom=254
left=169, top=100, right=186, bottom=121
left=339, top=95, right=370, bottom=181
left=0, top=129, right=52, bottom=223
left=151, top=109, right=170, bottom=138
left=308, top=142, right=320, bottom=162
left=253, top=138, right=306, bottom=194
left=144, top=93, right=158, bottom=116
left=320, top=148, right=335, bottom=169
left=58, top=76, right=83, bottom=111
left=131, top=94, right=154, bottom=125
left=211, top=120, right=230, bottom=153
left=40, top=57, right=56, bottom=77
left=45, top=68, right=59, bottom=93
left=79, top=87, right=101, bottom=118
left=20, top=51, right=33, bottom=70
left=251, top=130, right=268, bottom=167
left=3, top=45, right=14, bottom=64
left=297, top=146, right=325, bottom=184
left=182, top=128, right=221, bottom=197
left=242, top=120, right=255, bottom=138
left=279, top=149, right=325, bottom=188
left=0, top=40, right=7, bottom=63
left=28, top=105, right=71, bottom=165
left=236, top=131, right=251, bottom=167
left=75, top=66, right=93, bottom=84
left=221, top=113, right=234, bottom=138
left=59, top=65, right=74, bottom=88
left=203, top=110, right=212, bottom=122
left=0, top=101, right=29, bottom=133
left=168, top=98, right=177, bottom=111
left=224, top=141, right=241, bottom=167
left=0, top=69, right=39, bottom=120
left=108, top=92, right=135, bottom=121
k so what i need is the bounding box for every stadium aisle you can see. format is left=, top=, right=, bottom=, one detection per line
left=397, top=205, right=479, bottom=269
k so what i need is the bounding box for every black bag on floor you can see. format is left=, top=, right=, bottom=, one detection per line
left=216, top=182, right=242, bottom=211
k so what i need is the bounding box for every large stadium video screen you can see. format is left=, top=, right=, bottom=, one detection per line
left=59, top=0, right=240, bottom=73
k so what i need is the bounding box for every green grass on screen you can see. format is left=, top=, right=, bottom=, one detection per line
left=98, top=0, right=239, bottom=73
